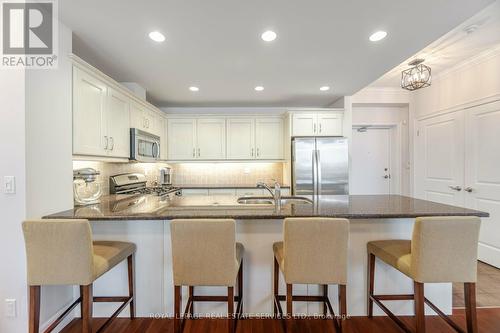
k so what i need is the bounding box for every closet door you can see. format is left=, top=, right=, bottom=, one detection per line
left=465, top=101, right=500, bottom=267
left=415, top=111, right=465, bottom=206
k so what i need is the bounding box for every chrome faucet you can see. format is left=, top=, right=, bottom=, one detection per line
left=256, top=180, right=282, bottom=209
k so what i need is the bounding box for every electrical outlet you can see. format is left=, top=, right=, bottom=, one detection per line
left=3, top=176, right=16, bottom=194
left=5, top=299, right=16, bottom=317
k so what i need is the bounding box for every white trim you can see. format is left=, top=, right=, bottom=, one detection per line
left=416, top=94, right=500, bottom=121
left=478, top=243, right=500, bottom=269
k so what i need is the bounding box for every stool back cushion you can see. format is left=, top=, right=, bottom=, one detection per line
left=411, top=216, right=481, bottom=283
left=22, top=219, right=94, bottom=286
left=283, top=218, right=349, bottom=284
left=171, top=219, right=238, bottom=286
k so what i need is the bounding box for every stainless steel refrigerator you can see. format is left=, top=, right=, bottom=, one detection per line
left=292, top=137, right=349, bottom=195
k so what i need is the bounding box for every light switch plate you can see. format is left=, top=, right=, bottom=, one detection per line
left=3, top=176, right=15, bottom=194
left=5, top=299, right=16, bottom=317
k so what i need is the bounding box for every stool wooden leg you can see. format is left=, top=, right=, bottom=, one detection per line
left=29, top=286, right=40, bottom=333
left=323, top=285, right=328, bottom=316
left=174, top=286, right=181, bottom=333
left=339, top=284, right=347, bottom=318
left=273, top=257, right=279, bottom=318
left=81, top=284, right=93, bottom=333
left=188, top=286, right=194, bottom=318
left=228, top=286, right=234, bottom=333
left=414, top=281, right=426, bottom=333
left=238, top=261, right=243, bottom=318
left=464, top=282, right=478, bottom=333
left=367, top=253, right=375, bottom=318
left=286, top=284, right=293, bottom=332
left=127, top=255, right=135, bottom=319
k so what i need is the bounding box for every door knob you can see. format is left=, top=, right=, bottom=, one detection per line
left=383, top=175, right=390, bottom=179
left=464, top=187, right=473, bottom=193
left=449, top=185, right=462, bottom=192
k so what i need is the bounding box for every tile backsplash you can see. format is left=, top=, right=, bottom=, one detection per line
left=73, top=161, right=284, bottom=195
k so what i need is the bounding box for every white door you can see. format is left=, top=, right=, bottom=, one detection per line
left=167, top=119, right=196, bottom=160
left=106, top=88, right=130, bottom=158
left=415, top=112, right=465, bottom=206
left=292, top=114, right=316, bottom=136
left=197, top=118, right=226, bottom=159
left=226, top=118, right=255, bottom=159
left=255, top=117, right=283, bottom=159
left=72, top=67, right=107, bottom=156
left=351, top=128, right=392, bottom=194
left=465, top=101, right=500, bottom=267
left=317, top=113, right=343, bottom=136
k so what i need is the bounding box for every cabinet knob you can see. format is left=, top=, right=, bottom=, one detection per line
left=104, top=136, right=108, bottom=150
left=449, top=185, right=462, bottom=192
left=109, top=137, right=114, bottom=150
left=319, top=123, right=322, bottom=133
left=464, top=187, right=474, bottom=193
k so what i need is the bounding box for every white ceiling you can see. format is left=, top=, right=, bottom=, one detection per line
left=370, top=1, right=500, bottom=89
left=60, top=0, right=494, bottom=107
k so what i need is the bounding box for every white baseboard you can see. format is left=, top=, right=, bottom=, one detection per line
left=478, top=242, right=500, bottom=269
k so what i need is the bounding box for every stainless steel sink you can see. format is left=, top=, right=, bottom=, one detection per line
left=237, top=196, right=312, bottom=206
left=237, top=197, right=274, bottom=205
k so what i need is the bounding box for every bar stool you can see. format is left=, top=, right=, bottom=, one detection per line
left=170, top=219, right=243, bottom=333
left=273, top=217, right=349, bottom=332
left=22, top=219, right=136, bottom=333
left=367, top=216, right=481, bottom=333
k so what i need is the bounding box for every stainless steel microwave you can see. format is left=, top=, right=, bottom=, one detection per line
left=130, top=128, right=160, bottom=162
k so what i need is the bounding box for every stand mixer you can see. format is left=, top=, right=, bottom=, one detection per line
left=73, top=168, right=103, bottom=206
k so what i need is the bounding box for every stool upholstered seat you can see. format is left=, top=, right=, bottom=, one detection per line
left=23, top=219, right=136, bottom=333
left=170, top=219, right=244, bottom=333
left=273, top=217, right=349, bottom=332
left=367, top=216, right=481, bottom=333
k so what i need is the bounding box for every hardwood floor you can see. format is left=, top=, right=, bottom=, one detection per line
left=61, top=308, right=500, bottom=333
left=454, top=261, right=500, bottom=308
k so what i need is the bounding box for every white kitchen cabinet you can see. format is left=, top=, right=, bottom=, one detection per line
left=130, top=102, right=161, bottom=136
left=106, top=88, right=130, bottom=158
left=73, top=67, right=108, bottom=156
left=255, top=117, right=283, bottom=159
left=167, top=118, right=197, bottom=160
left=291, top=112, right=343, bottom=136
left=160, top=116, right=167, bottom=160
left=226, top=118, right=255, bottom=159
left=197, top=118, right=226, bottom=159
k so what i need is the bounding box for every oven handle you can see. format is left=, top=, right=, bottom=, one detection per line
left=153, top=141, right=160, bottom=159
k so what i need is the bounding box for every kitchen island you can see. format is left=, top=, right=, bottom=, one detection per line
left=45, top=195, right=487, bottom=318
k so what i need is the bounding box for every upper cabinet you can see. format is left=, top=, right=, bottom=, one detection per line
left=71, top=55, right=165, bottom=160
left=226, top=117, right=283, bottom=160
left=291, top=111, right=343, bottom=136
left=167, top=118, right=226, bottom=160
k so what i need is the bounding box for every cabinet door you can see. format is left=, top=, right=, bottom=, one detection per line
left=226, top=118, right=255, bottom=159
left=464, top=101, right=500, bottom=267
left=159, top=116, right=167, bottom=160
left=255, top=117, right=284, bottom=159
left=146, top=109, right=161, bottom=136
left=106, top=88, right=130, bottom=158
left=415, top=111, right=465, bottom=206
left=73, top=67, right=108, bottom=156
left=317, top=113, right=343, bottom=136
left=292, top=114, right=316, bottom=136
left=167, top=119, right=196, bottom=160
left=130, top=101, right=147, bottom=131
left=197, top=118, right=226, bottom=159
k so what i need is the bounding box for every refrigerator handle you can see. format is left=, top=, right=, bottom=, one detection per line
left=312, top=150, right=317, bottom=195
left=316, top=149, right=322, bottom=194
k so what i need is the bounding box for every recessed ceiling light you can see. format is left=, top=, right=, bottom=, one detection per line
left=255, top=86, right=264, bottom=91
left=319, top=86, right=330, bottom=91
left=189, top=86, right=199, bottom=92
left=261, top=30, right=277, bottom=42
left=369, top=31, right=387, bottom=42
left=149, top=31, right=165, bottom=42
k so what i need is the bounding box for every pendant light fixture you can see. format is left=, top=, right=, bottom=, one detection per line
left=401, top=58, right=431, bottom=91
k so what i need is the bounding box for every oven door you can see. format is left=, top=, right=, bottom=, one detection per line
left=130, top=128, right=161, bottom=162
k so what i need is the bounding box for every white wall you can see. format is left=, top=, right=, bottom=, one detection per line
left=0, top=69, right=27, bottom=333
left=25, top=22, right=75, bottom=329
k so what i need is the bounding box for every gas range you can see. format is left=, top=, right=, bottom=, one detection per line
left=109, top=173, right=181, bottom=197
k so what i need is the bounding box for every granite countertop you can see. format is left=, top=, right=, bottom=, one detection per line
left=179, top=184, right=291, bottom=189
left=44, top=194, right=489, bottom=221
